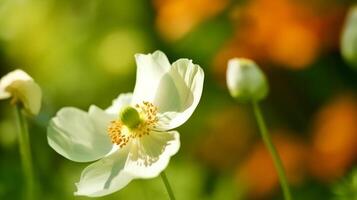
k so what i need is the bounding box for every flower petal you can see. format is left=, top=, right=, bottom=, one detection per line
left=124, top=130, right=180, bottom=178
left=106, top=93, right=132, bottom=114
left=0, top=70, right=42, bottom=115
left=7, top=80, right=42, bottom=115
left=0, top=90, right=9, bottom=99
left=0, top=69, right=33, bottom=99
left=154, top=59, right=204, bottom=130
left=75, top=146, right=134, bottom=197
left=74, top=131, right=180, bottom=197
left=131, top=51, right=171, bottom=104
left=47, top=106, right=113, bottom=162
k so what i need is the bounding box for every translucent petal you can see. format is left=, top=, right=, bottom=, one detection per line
left=75, top=131, right=180, bottom=197
left=75, top=146, right=134, bottom=197
left=106, top=93, right=132, bottom=115
left=0, top=69, right=33, bottom=99
left=124, top=131, right=180, bottom=178
left=0, top=69, right=42, bottom=115
left=47, top=106, right=113, bottom=162
left=131, top=51, right=171, bottom=104
left=6, top=80, right=42, bottom=115
left=154, top=59, right=204, bottom=130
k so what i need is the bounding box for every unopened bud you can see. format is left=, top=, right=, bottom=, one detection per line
left=226, top=58, right=269, bottom=102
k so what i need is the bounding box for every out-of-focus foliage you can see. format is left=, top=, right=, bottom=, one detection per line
left=333, top=168, right=357, bottom=200
left=0, top=0, right=356, bottom=199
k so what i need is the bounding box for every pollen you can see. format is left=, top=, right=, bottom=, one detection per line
left=108, top=120, right=129, bottom=147
left=107, top=101, right=159, bottom=147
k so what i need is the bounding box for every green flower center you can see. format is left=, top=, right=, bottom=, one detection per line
left=119, top=106, right=141, bottom=129
left=107, top=102, right=159, bottom=147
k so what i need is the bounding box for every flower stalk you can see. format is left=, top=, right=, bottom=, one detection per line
left=15, top=104, right=35, bottom=200
left=252, top=101, right=292, bottom=200
left=160, top=171, right=176, bottom=200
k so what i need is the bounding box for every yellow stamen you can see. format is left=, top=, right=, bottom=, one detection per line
left=107, top=101, right=159, bottom=147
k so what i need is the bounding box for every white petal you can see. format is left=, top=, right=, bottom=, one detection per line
left=0, top=69, right=33, bottom=99
left=75, top=146, right=134, bottom=197
left=74, top=131, right=180, bottom=197
left=0, top=70, right=33, bottom=97
left=0, top=89, right=10, bottom=99
left=105, top=93, right=132, bottom=114
left=131, top=51, right=171, bottom=104
left=154, top=59, right=204, bottom=130
left=47, top=106, right=113, bottom=162
left=124, top=131, right=180, bottom=178
left=7, top=80, right=42, bottom=115
left=0, top=69, right=42, bottom=115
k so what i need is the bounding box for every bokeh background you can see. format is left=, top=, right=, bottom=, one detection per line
left=0, top=0, right=357, bottom=199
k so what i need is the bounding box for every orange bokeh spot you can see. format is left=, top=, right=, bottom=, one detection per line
left=196, top=106, right=255, bottom=171
left=268, top=24, right=319, bottom=68
left=214, top=0, right=346, bottom=78
left=236, top=131, right=308, bottom=198
left=308, top=94, right=357, bottom=182
left=153, top=0, right=229, bottom=41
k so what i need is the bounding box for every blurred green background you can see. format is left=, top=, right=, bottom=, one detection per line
left=0, top=0, right=357, bottom=199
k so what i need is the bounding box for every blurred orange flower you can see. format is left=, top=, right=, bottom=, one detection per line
left=236, top=131, right=308, bottom=198
left=214, top=0, right=346, bottom=78
left=153, top=0, right=229, bottom=41
left=308, top=94, right=357, bottom=182
left=196, top=106, right=254, bottom=171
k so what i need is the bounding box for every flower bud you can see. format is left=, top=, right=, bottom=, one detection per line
left=119, top=106, right=141, bottom=129
left=0, top=69, right=42, bottom=115
left=226, top=58, right=269, bottom=102
left=341, top=6, right=357, bottom=68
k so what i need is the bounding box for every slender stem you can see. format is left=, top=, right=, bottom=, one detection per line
left=160, top=171, right=176, bottom=200
left=15, top=104, right=35, bottom=200
left=252, top=101, right=292, bottom=200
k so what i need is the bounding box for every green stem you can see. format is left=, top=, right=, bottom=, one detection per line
left=160, top=171, right=176, bottom=200
left=15, top=104, right=35, bottom=200
left=252, top=101, right=292, bottom=200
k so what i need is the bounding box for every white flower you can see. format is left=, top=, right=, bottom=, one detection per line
left=47, top=51, right=204, bottom=197
left=0, top=69, right=42, bottom=115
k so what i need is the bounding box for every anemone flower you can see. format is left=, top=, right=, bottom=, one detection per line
left=0, top=69, right=41, bottom=115
left=47, top=51, right=204, bottom=197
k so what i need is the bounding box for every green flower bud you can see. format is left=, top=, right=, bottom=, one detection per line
left=341, top=5, right=357, bottom=68
left=226, top=58, right=269, bottom=102
left=119, top=106, right=141, bottom=129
